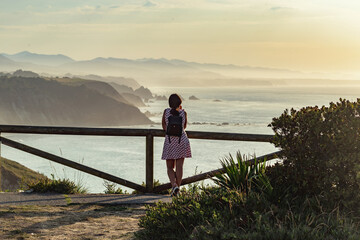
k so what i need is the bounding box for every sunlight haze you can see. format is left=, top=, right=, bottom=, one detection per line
left=1, top=0, right=360, bottom=75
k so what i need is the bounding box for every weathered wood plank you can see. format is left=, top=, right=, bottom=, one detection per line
left=0, top=125, right=276, bottom=193
left=0, top=125, right=274, bottom=142
left=153, top=151, right=282, bottom=193
left=0, top=136, right=146, bottom=192
left=145, top=134, right=154, bottom=193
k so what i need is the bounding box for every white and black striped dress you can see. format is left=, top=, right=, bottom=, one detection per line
left=161, top=108, right=192, bottom=160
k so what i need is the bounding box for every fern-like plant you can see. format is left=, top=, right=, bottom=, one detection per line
left=213, top=151, right=271, bottom=195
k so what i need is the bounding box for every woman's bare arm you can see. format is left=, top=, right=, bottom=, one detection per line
left=184, top=111, right=187, bottom=129
left=162, top=109, right=167, bottom=131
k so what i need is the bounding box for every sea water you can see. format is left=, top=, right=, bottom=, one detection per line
left=1, top=86, right=359, bottom=193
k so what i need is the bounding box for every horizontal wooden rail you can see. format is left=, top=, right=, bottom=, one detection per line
left=0, top=136, right=146, bottom=192
left=0, top=125, right=276, bottom=193
left=153, top=150, right=282, bottom=193
left=0, top=125, right=274, bottom=142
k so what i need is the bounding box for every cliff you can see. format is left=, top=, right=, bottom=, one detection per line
left=57, top=77, right=131, bottom=105
left=0, top=76, right=152, bottom=126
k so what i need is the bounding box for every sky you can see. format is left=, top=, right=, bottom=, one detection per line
left=1, top=0, right=360, bottom=74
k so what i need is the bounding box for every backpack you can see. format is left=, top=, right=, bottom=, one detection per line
left=166, top=114, right=183, bottom=143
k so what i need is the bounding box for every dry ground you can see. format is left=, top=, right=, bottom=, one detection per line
left=0, top=204, right=146, bottom=240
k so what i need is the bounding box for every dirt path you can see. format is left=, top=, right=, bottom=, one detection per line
left=0, top=204, right=146, bottom=239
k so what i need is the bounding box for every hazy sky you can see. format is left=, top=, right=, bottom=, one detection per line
left=1, top=0, right=360, bottom=73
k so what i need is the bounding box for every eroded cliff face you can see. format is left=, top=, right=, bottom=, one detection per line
left=0, top=76, right=151, bottom=126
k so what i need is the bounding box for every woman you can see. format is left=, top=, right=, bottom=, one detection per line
left=162, top=94, right=192, bottom=196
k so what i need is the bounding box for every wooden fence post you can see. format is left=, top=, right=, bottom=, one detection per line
left=146, top=134, right=154, bottom=193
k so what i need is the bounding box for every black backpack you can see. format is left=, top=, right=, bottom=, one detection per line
left=166, top=115, right=183, bottom=143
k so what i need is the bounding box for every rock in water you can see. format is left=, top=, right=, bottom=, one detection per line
left=189, top=95, right=199, bottom=100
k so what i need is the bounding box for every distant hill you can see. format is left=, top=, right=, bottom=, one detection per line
left=67, top=74, right=141, bottom=90
left=0, top=157, right=46, bottom=191
left=0, top=76, right=151, bottom=126
left=57, top=77, right=131, bottom=105
left=1, top=51, right=360, bottom=87
left=2, top=51, right=74, bottom=66
left=0, top=55, right=18, bottom=68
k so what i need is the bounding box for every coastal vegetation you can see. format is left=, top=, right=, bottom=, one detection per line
left=27, top=174, right=88, bottom=194
left=136, top=99, right=360, bottom=239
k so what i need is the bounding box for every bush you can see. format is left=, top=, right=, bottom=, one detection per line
left=103, top=181, right=127, bottom=194
left=136, top=187, right=247, bottom=239
left=213, top=152, right=272, bottom=195
left=136, top=187, right=359, bottom=240
left=268, top=98, right=360, bottom=206
left=136, top=99, right=360, bottom=239
left=27, top=174, right=87, bottom=194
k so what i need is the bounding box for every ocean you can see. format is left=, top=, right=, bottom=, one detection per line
left=1, top=86, right=359, bottom=193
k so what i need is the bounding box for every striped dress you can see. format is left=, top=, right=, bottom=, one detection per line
left=161, top=108, right=192, bottom=160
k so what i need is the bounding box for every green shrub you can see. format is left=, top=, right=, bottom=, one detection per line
left=136, top=187, right=359, bottom=240
left=136, top=187, right=247, bottom=239
left=268, top=98, right=360, bottom=206
left=213, top=152, right=272, bottom=195
left=103, top=181, right=127, bottom=194
left=27, top=174, right=87, bottom=194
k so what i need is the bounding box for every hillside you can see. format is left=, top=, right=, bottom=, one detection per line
left=74, top=74, right=141, bottom=90
left=0, top=157, right=46, bottom=191
left=57, top=77, right=131, bottom=105
left=2, top=51, right=360, bottom=87
left=0, top=76, right=151, bottom=126
left=2, top=51, right=74, bottom=66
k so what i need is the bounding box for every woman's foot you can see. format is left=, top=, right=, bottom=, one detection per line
left=170, top=186, right=180, bottom=197
left=174, top=186, right=180, bottom=196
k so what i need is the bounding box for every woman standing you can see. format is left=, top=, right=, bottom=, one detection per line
left=162, top=94, right=192, bottom=196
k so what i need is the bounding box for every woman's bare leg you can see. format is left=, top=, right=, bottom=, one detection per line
left=166, top=159, right=177, bottom=187
left=175, top=158, right=184, bottom=187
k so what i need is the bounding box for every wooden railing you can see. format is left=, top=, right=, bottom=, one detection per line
left=0, top=125, right=281, bottom=193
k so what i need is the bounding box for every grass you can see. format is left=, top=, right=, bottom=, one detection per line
left=26, top=174, right=88, bottom=194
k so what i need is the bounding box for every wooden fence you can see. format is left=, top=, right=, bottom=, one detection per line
left=0, top=125, right=281, bottom=193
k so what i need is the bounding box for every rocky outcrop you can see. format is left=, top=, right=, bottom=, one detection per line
left=134, top=86, right=153, bottom=100
left=189, top=95, right=199, bottom=100
left=155, top=95, right=167, bottom=101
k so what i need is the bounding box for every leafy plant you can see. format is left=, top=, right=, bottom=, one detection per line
left=27, top=174, right=88, bottom=194
left=268, top=98, right=360, bottom=205
left=136, top=186, right=359, bottom=240
left=103, top=181, right=127, bottom=194
left=213, top=152, right=271, bottom=195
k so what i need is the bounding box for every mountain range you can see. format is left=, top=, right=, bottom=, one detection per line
left=1, top=51, right=359, bottom=87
